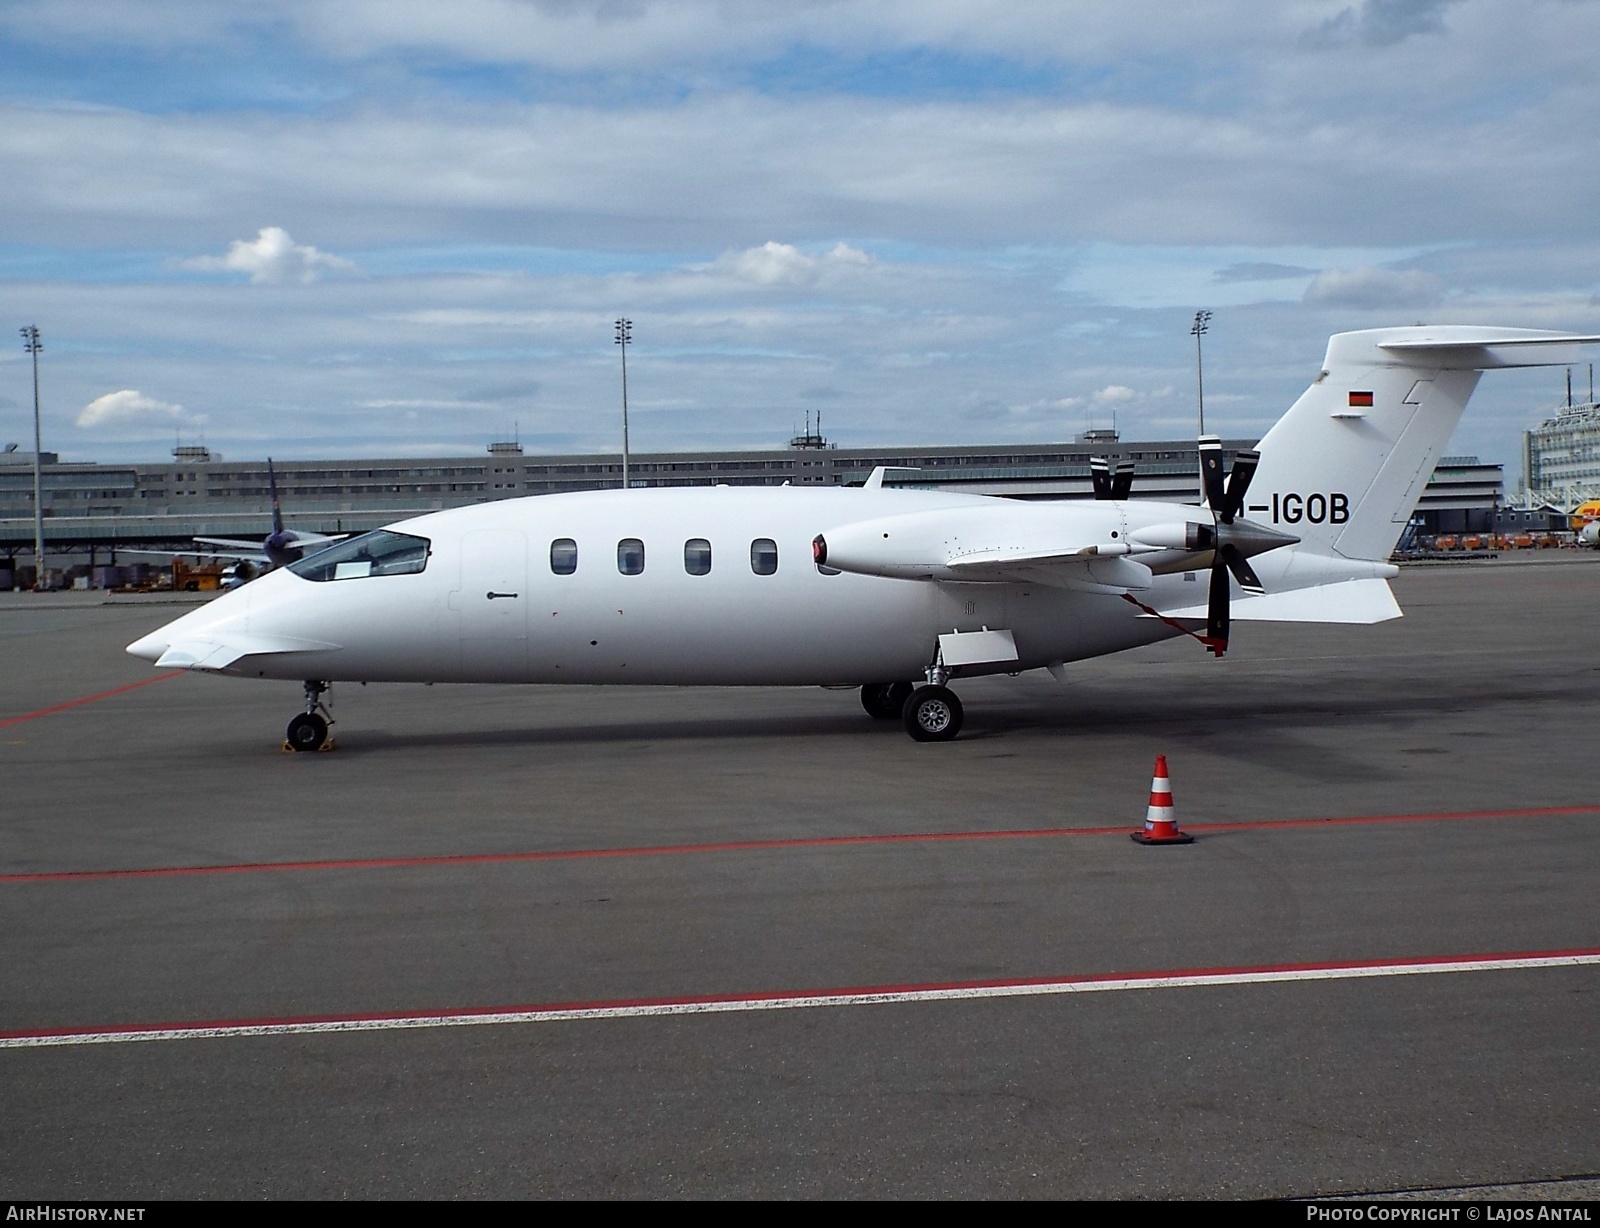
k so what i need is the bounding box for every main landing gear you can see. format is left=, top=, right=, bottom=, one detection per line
left=285, top=680, right=334, bottom=752
left=903, top=682, right=963, bottom=742
left=865, top=664, right=965, bottom=742
left=860, top=681, right=913, bottom=720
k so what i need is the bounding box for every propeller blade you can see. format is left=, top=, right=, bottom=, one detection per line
left=1220, top=542, right=1265, bottom=594
left=1206, top=556, right=1230, bottom=655
left=1111, top=460, right=1135, bottom=500
left=1091, top=457, right=1112, bottom=500
left=1220, top=449, right=1260, bottom=522
left=1199, top=435, right=1226, bottom=513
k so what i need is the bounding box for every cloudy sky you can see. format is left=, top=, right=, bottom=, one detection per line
left=2, top=0, right=1598, bottom=477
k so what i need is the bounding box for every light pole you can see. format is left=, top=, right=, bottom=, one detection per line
left=1191, top=309, right=1212, bottom=436
left=614, top=318, right=632, bottom=490
left=20, top=325, right=44, bottom=591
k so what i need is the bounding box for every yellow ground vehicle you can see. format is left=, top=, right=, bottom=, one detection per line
left=171, top=560, right=225, bottom=592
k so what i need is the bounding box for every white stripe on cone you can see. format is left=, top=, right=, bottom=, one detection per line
left=1145, top=754, right=1180, bottom=835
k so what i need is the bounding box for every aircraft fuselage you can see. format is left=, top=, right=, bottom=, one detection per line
left=130, top=486, right=1199, bottom=686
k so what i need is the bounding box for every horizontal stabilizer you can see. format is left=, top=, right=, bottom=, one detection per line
left=120, top=546, right=271, bottom=563
left=194, top=537, right=272, bottom=550
left=1151, top=577, right=1401, bottom=625
left=1378, top=329, right=1600, bottom=369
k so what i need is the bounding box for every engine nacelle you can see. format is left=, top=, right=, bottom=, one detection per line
left=1128, top=521, right=1215, bottom=552
left=816, top=503, right=1124, bottom=580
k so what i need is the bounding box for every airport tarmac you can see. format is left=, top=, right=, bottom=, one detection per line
left=1, top=557, right=1598, bottom=1199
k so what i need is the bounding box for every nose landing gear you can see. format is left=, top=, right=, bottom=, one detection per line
left=284, top=680, right=335, bottom=752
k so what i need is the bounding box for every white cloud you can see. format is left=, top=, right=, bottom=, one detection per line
left=361, top=398, right=490, bottom=410
left=8, top=0, right=1600, bottom=480
left=713, top=241, right=873, bottom=287
left=185, top=227, right=356, bottom=285
left=1093, top=384, right=1139, bottom=405
left=1303, top=265, right=1446, bottom=308
left=76, top=389, right=200, bottom=428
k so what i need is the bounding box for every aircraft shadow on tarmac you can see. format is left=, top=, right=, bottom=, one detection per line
left=321, top=672, right=1565, bottom=783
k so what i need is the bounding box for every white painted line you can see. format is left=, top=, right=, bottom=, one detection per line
left=4, top=951, right=1597, bottom=1050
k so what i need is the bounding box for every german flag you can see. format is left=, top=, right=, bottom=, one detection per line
left=1349, top=390, right=1374, bottom=407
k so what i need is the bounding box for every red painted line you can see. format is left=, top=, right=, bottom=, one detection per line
left=0, top=672, right=178, bottom=730
left=2, top=803, right=1596, bottom=886
left=3, top=946, right=1597, bottom=1048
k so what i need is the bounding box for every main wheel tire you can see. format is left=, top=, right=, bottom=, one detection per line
left=861, top=681, right=914, bottom=720
left=286, top=712, right=329, bottom=752
left=902, top=685, right=963, bottom=742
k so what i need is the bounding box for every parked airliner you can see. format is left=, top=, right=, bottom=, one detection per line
left=129, top=459, right=345, bottom=580
left=127, top=326, right=1598, bottom=748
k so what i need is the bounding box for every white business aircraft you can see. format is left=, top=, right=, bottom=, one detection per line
left=128, top=326, right=1598, bottom=750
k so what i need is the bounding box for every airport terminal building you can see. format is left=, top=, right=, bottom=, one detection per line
left=0, top=429, right=1517, bottom=582
left=0, top=430, right=1248, bottom=555
left=1522, top=396, right=1600, bottom=508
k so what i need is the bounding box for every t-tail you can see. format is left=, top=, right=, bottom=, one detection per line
left=1250, top=327, right=1600, bottom=563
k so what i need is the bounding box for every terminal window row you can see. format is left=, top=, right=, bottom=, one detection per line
left=549, top=537, right=833, bottom=577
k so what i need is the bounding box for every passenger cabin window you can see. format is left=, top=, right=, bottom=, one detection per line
left=684, top=538, right=712, bottom=576
left=288, top=530, right=430, bottom=582
left=550, top=538, right=577, bottom=575
left=617, top=538, right=645, bottom=575
left=750, top=538, right=778, bottom=575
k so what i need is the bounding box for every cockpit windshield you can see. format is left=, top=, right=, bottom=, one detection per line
left=288, top=530, right=431, bottom=582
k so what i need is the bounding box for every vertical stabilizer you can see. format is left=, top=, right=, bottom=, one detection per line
left=268, top=458, right=284, bottom=536
left=1250, top=327, right=1599, bottom=562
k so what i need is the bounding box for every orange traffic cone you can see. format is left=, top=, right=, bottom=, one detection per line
left=1131, top=754, right=1193, bottom=845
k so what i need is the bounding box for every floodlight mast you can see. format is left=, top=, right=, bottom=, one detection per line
left=1191, top=310, right=1212, bottom=436
left=1191, top=309, right=1213, bottom=503
left=19, top=325, right=44, bottom=591
left=614, top=318, right=632, bottom=490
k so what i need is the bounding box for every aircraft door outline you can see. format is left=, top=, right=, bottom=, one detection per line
left=456, top=528, right=529, bottom=678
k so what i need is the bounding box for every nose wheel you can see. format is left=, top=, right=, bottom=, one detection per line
left=284, top=680, right=334, bottom=752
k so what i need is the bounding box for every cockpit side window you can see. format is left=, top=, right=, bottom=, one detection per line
left=288, top=530, right=430, bottom=582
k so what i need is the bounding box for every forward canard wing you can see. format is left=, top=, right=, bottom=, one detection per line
left=143, top=633, right=341, bottom=672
